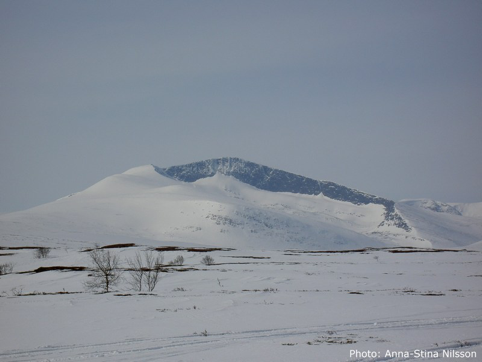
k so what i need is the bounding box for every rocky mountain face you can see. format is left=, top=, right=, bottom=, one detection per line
left=157, top=157, right=411, bottom=231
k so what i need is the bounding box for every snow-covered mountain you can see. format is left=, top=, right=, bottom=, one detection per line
left=1, top=157, right=481, bottom=250
left=159, top=157, right=410, bottom=231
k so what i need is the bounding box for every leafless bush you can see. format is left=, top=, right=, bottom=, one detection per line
left=11, top=287, right=23, bottom=296
left=0, top=263, right=14, bottom=275
left=126, top=252, right=144, bottom=292
left=127, top=251, right=163, bottom=292
left=201, top=255, right=215, bottom=266
left=84, top=249, right=122, bottom=293
left=144, top=251, right=163, bottom=292
left=35, top=247, right=51, bottom=259
left=169, top=255, right=184, bottom=266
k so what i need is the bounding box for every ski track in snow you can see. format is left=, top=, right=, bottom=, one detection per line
left=1, top=315, right=481, bottom=361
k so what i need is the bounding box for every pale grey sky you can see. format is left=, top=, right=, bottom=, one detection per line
left=1, top=0, right=481, bottom=213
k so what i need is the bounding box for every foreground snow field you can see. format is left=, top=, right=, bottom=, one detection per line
left=1, top=245, right=481, bottom=361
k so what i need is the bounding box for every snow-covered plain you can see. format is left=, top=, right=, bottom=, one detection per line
left=0, top=245, right=481, bottom=361
left=1, top=163, right=482, bottom=361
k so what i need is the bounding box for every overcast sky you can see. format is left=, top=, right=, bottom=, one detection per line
left=1, top=0, right=481, bottom=213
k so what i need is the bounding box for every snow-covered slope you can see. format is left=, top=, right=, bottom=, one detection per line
left=453, top=202, right=482, bottom=218
left=396, top=199, right=482, bottom=248
left=467, top=240, right=482, bottom=251
left=1, top=158, right=480, bottom=250
left=160, top=157, right=411, bottom=231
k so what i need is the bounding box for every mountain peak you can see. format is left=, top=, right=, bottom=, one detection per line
left=156, top=157, right=411, bottom=231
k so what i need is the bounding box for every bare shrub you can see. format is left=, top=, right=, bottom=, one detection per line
left=126, top=252, right=145, bottom=292
left=144, top=251, right=163, bottom=292
left=169, top=255, right=184, bottom=266
left=84, top=249, right=122, bottom=293
left=201, top=255, right=215, bottom=266
left=0, top=263, right=14, bottom=275
left=127, top=251, right=163, bottom=292
left=35, top=247, right=51, bottom=259
left=11, top=287, right=23, bottom=296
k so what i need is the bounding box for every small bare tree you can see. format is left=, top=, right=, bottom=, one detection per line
left=0, top=263, right=14, bottom=275
left=126, top=252, right=145, bottom=292
left=84, top=249, right=122, bottom=293
left=144, top=251, right=163, bottom=292
left=127, top=251, right=163, bottom=292
left=201, top=255, right=215, bottom=266
left=169, top=255, right=184, bottom=266
left=35, top=247, right=51, bottom=259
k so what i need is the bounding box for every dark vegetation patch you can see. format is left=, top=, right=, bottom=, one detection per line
left=285, top=247, right=466, bottom=254
left=101, top=243, right=136, bottom=249
left=398, top=288, right=445, bottom=296
left=19, top=266, right=87, bottom=274
left=154, top=246, right=235, bottom=252
left=387, top=248, right=462, bottom=253
left=286, top=248, right=373, bottom=254
left=153, top=246, right=181, bottom=252
left=157, top=306, right=199, bottom=313
left=0, top=246, right=47, bottom=250
left=161, top=267, right=198, bottom=273
left=242, top=288, right=278, bottom=293
left=17, top=291, right=83, bottom=296
left=124, top=265, right=198, bottom=273
left=307, top=335, right=357, bottom=345
left=0, top=253, right=15, bottom=256
left=321, top=337, right=357, bottom=344
left=114, top=293, right=157, bottom=297
left=224, top=255, right=271, bottom=259
left=82, top=243, right=137, bottom=252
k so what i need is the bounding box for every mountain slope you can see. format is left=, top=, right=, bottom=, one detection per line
left=0, top=159, right=480, bottom=250
left=396, top=199, right=482, bottom=248
left=0, top=166, right=391, bottom=250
